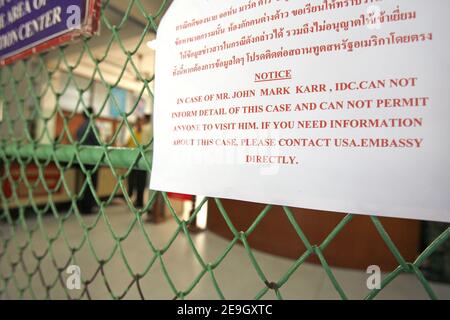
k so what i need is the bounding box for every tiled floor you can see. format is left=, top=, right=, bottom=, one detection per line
left=1, top=203, right=449, bottom=300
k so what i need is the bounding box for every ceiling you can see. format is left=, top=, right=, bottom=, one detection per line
left=46, top=0, right=173, bottom=93
left=105, top=0, right=171, bottom=29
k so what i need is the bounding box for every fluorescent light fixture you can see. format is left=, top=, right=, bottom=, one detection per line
left=195, top=196, right=208, bottom=230
left=147, top=40, right=157, bottom=50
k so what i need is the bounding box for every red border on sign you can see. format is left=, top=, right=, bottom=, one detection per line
left=168, top=193, right=194, bottom=201
left=0, top=0, right=101, bottom=67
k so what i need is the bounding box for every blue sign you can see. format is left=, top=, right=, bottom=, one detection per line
left=0, top=0, right=97, bottom=63
left=109, top=87, right=127, bottom=118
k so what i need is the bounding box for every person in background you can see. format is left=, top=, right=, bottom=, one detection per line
left=140, top=114, right=160, bottom=221
left=127, top=116, right=148, bottom=209
left=76, top=107, right=100, bottom=214
left=141, top=113, right=153, bottom=149
left=139, top=114, right=164, bottom=223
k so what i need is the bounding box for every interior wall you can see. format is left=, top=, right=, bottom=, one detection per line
left=207, top=199, right=421, bottom=271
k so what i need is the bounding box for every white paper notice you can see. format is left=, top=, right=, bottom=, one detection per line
left=151, top=0, right=450, bottom=222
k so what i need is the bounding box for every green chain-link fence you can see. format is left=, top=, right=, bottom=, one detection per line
left=0, top=0, right=449, bottom=300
